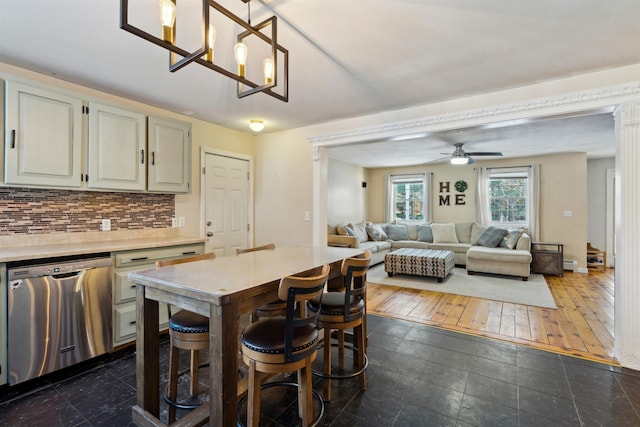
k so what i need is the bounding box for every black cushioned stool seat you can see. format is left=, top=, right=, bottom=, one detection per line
left=169, top=310, right=209, bottom=333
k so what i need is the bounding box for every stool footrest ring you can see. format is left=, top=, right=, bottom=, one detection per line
left=237, top=381, right=325, bottom=427
left=312, top=342, right=368, bottom=379
left=162, top=362, right=210, bottom=410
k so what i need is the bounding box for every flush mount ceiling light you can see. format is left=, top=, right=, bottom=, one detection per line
left=120, top=0, right=288, bottom=102
left=249, top=119, right=264, bottom=132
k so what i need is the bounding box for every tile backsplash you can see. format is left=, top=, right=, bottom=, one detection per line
left=0, top=187, right=175, bottom=235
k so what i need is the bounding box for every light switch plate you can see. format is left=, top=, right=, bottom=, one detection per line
left=101, top=219, right=111, bottom=231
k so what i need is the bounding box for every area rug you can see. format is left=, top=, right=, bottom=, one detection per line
left=366, top=264, right=557, bottom=309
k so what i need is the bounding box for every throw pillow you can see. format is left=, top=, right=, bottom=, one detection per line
left=455, top=222, right=474, bottom=243
left=470, top=223, right=486, bottom=244
left=343, top=225, right=355, bottom=238
left=476, top=226, right=509, bottom=247
left=366, top=224, right=388, bottom=241
left=417, top=225, right=433, bottom=242
left=500, top=229, right=523, bottom=249
left=349, top=222, right=369, bottom=242
left=386, top=224, right=410, bottom=240
left=336, top=224, right=346, bottom=236
left=431, top=223, right=459, bottom=243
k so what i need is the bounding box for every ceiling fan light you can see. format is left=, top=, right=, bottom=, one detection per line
left=451, top=156, right=469, bottom=165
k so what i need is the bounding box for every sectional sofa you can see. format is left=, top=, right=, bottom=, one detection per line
left=327, top=221, right=532, bottom=280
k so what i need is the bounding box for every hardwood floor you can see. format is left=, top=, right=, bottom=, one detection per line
left=366, top=267, right=617, bottom=365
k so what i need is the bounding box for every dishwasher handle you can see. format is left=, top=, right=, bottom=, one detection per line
left=51, top=270, right=85, bottom=279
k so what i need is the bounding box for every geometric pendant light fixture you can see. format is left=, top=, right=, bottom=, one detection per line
left=120, top=0, right=288, bottom=102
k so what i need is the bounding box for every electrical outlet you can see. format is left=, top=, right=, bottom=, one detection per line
left=171, top=218, right=177, bottom=227
left=101, top=219, right=111, bottom=231
left=178, top=216, right=185, bottom=227
left=304, top=211, right=311, bottom=222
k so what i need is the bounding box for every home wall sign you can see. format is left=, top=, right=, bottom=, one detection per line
left=438, top=180, right=467, bottom=206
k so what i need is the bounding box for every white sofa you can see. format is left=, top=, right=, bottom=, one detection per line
left=328, top=221, right=532, bottom=280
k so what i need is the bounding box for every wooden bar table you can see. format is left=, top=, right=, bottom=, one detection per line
left=128, top=245, right=363, bottom=427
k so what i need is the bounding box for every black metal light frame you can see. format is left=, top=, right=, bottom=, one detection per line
left=120, top=0, right=288, bottom=102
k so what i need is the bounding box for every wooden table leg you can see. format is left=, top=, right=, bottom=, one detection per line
left=210, top=301, right=239, bottom=427
left=136, top=285, right=160, bottom=417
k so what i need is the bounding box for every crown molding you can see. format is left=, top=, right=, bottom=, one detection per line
left=308, top=81, right=640, bottom=147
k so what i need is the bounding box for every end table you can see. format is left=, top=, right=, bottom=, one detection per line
left=531, top=242, right=564, bottom=276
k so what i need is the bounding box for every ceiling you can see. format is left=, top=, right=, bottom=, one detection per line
left=1, top=1, right=639, bottom=167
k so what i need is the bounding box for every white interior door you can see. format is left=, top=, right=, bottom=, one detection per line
left=204, top=153, right=250, bottom=256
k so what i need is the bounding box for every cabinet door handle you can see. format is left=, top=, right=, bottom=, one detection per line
left=131, top=256, right=149, bottom=261
left=10, top=129, right=16, bottom=148
left=129, top=320, right=137, bottom=326
left=140, top=149, right=145, bottom=164
left=151, top=152, right=155, bottom=166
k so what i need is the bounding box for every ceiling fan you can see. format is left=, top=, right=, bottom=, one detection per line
left=445, top=143, right=503, bottom=165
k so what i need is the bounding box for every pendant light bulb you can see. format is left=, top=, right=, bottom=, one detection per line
left=207, top=24, right=217, bottom=62
left=159, top=0, right=176, bottom=42
left=263, top=58, right=274, bottom=84
left=235, top=42, right=248, bottom=77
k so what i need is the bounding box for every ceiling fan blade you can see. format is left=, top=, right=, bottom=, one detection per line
left=466, top=151, right=503, bottom=156
left=424, top=156, right=451, bottom=165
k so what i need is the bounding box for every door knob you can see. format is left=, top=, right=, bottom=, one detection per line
left=206, top=221, right=212, bottom=226
left=207, top=232, right=213, bottom=237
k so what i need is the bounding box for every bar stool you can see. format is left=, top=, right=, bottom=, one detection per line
left=236, top=244, right=287, bottom=322
left=308, top=251, right=371, bottom=401
left=240, top=264, right=330, bottom=427
left=155, top=252, right=215, bottom=424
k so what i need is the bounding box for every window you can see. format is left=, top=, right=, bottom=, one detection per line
left=389, top=174, right=427, bottom=222
left=487, top=168, right=529, bottom=226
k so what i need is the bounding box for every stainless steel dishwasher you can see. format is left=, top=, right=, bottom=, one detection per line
left=7, top=254, right=113, bottom=385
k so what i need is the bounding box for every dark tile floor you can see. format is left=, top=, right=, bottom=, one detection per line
left=1, top=314, right=640, bottom=426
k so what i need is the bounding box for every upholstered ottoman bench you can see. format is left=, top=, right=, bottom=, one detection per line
left=384, top=248, right=455, bottom=282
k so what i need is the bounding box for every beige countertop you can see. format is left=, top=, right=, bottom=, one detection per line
left=0, top=231, right=207, bottom=263
left=129, top=246, right=363, bottom=305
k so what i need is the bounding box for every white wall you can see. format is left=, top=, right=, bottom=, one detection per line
left=587, top=157, right=615, bottom=251
left=252, top=129, right=316, bottom=247
left=327, top=159, right=366, bottom=227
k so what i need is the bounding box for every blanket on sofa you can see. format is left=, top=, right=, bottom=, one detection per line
left=366, top=264, right=556, bottom=309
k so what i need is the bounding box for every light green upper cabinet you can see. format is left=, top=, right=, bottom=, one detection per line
left=2, top=80, right=192, bottom=194
left=147, top=116, right=191, bottom=193
left=88, top=102, right=146, bottom=191
left=4, top=82, right=84, bottom=188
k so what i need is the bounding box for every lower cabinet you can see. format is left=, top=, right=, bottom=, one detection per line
left=112, top=243, right=205, bottom=347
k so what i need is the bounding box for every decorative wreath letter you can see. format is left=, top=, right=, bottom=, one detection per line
left=455, top=180, right=468, bottom=193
